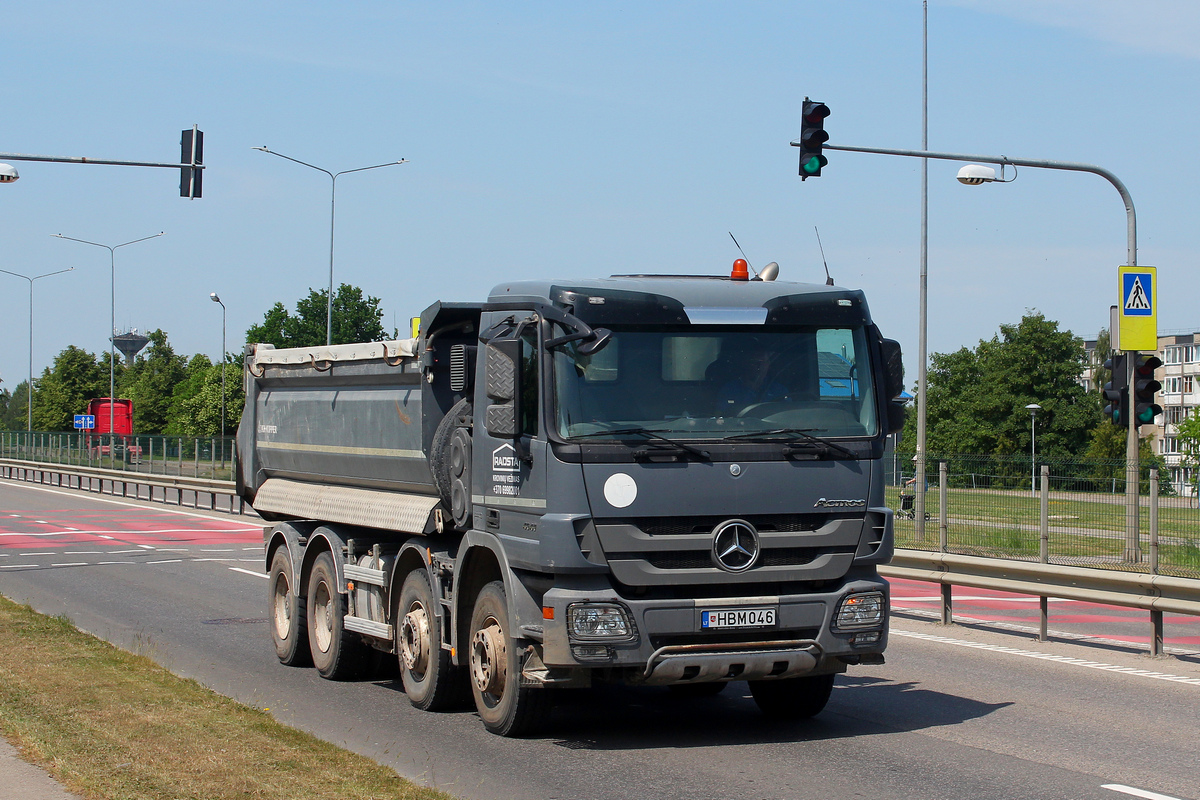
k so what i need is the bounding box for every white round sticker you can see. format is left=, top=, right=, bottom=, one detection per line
left=603, top=473, right=638, bottom=509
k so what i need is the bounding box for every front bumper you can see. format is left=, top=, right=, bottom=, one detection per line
left=535, top=573, right=888, bottom=685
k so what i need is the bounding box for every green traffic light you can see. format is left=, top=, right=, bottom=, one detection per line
left=801, top=155, right=827, bottom=175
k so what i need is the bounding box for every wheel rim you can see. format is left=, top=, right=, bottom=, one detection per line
left=271, top=571, right=292, bottom=640
left=470, top=615, right=506, bottom=700
left=400, top=601, right=430, bottom=674
left=313, top=579, right=333, bottom=653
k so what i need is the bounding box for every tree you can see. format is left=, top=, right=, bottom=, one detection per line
left=1177, top=413, right=1200, bottom=497
left=166, top=356, right=245, bottom=437
left=900, top=312, right=1098, bottom=458
left=31, top=346, right=105, bottom=431
left=246, top=284, right=388, bottom=349
left=118, top=330, right=187, bottom=434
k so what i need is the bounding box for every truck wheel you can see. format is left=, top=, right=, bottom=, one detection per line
left=749, top=673, right=835, bottom=719
left=468, top=581, right=552, bottom=736
left=397, top=570, right=467, bottom=710
left=306, top=551, right=367, bottom=680
left=269, top=547, right=311, bottom=667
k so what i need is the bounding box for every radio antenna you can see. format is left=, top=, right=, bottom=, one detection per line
left=814, top=226, right=834, bottom=286
left=728, top=232, right=758, bottom=277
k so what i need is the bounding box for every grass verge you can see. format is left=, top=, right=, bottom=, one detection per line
left=0, top=594, right=455, bottom=800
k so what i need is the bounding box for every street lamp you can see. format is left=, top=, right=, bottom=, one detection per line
left=0, top=267, right=74, bottom=431
left=1026, top=403, right=1042, bottom=494
left=53, top=232, right=164, bottom=453
left=209, top=292, right=227, bottom=450
left=0, top=163, right=18, bottom=183
left=253, top=147, right=407, bottom=346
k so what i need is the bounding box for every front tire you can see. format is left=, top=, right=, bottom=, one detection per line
left=749, top=673, right=835, bottom=719
left=306, top=551, right=368, bottom=680
left=397, top=570, right=466, bottom=710
left=269, top=546, right=310, bottom=667
left=468, top=581, right=552, bottom=736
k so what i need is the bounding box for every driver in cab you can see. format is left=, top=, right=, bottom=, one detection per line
left=713, top=342, right=789, bottom=415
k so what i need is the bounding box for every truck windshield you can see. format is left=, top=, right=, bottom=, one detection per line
left=552, top=326, right=878, bottom=441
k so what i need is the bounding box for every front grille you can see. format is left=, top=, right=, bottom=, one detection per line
left=629, top=514, right=831, bottom=537
left=649, top=629, right=821, bottom=649
left=643, top=547, right=833, bottom=571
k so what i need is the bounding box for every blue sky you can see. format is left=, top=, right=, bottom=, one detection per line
left=2, top=1, right=1197, bottom=397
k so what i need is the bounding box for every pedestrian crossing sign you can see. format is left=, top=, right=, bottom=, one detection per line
left=1118, top=265, right=1157, bottom=351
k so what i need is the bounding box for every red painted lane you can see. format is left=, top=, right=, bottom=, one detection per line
left=888, top=576, right=1200, bottom=648
left=0, top=509, right=262, bottom=549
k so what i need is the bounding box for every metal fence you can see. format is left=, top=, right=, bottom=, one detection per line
left=0, top=431, right=235, bottom=482
left=893, top=455, right=1200, bottom=580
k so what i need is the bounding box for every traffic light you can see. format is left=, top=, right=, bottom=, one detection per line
left=180, top=127, right=204, bottom=199
left=1102, top=353, right=1127, bottom=426
left=798, top=99, right=830, bottom=180
left=1132, top=353, right=1163, bottom=430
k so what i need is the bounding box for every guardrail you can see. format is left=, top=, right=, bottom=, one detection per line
left=0, top=458, right=245, bottom=515
left=3, top=456, right=1197, bottom=657
left=881, top=548, right=1200, bottom=657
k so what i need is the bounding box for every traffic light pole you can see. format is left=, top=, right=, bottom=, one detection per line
left=800, top=142, right=1141, bottom=558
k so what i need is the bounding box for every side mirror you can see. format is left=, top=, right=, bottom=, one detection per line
left=485, top=339, right=521, bottom=438
left=578, top=328, right=612, bottom=356
left=880, top=338, right=904, bottom=400
left=887, top=400, right=906, bottom=434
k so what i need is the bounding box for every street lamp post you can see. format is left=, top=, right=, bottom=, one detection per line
left=209, top=292, right=227, bottom=456
left=53, top=232, right=164, bottom=457
left=0, top=266, right=74, bottom=431
left=253, top=147, right=407, bottom=346
left=1026, top=403, right=1042, bottom=494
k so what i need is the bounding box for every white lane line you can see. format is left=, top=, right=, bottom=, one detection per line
left=63, top=527, right=80, bottom=531
left=34, top=520, right=48, bottom=524
left=1, top=564, right=39, bottom=569
left=1103, top=784, right=1186, bottom=800
left=98, top=535, right=114, bottom=539
left=195, top=558, right=239, bottom=562
left=146, top=559, right=182, bottom=564
left=65, top=550, right=102, bottom=554
left=137, top=545, right=155, bottom=550
left=0, top=532, right=70, bottom=538
left=892, top=629, right=1200, bottom=686
left=0, top=481, right=259, bottom=523
left=19, top=552, right=54, bottom=556
left=229, top=567, right=268, bottom=579
left=201, top=548, right=235, bottom=552
left=97, top=562, right=135, bottom=565
left=106, top=549, right=145, bottom=554
left=895, top=595, right=1080, bottom=604
left=50, top=562, right=87, bottom=567
left=153, top=548, right=191, bottom=552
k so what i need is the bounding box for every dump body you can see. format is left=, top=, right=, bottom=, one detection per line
left=242, top=275, right=904, bottom=735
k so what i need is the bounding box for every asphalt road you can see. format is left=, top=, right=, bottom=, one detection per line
left=1, top=479, right=1198, bottom=800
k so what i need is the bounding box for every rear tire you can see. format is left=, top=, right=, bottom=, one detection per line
left=749, top=673, right=835, bottom=719
left=269, top=547, right=310, bottom=667
left=306, top=551, right=368, bottom=680
left=397, top=570, right=467, bottom=710
left=468, top=581, right=552, bottom=736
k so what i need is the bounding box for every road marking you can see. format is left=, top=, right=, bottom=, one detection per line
left=146, top=559, right=183, bottom=564
left=137, top=545, right=155, bottom=550
left=0, top=532, right=70, bottom=538
left=1103, top=784, right=1186, bottom=800
left=106, top=549, right=145, bottom=554
left=65, top=551, right=103, bottom=554
left=892, top=629, right=1200, bottom=686
left=201, top=548, right=235, bottom=552
left=195, top=558, right=239, bottom=562
left=19, top=552, right=54, bottom=556
left=50, top=562, right=87, bottom=567
left=896, top=595, right=1080, bottom=604
left=229, top=567, right=267, bottom=579
left=34, top=520, right=48, bottom=524
left=0, top=480, right=257, bottom=523
left=0, top=564, right=38, bottom=569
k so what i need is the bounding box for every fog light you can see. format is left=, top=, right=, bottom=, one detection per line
left=567, top=603, right=634, bottom=640
left=835, top=591, right=885, bottom=630
left=572, top=644, right=613, bottom=662
left=850, top=631, right=881, bottom=645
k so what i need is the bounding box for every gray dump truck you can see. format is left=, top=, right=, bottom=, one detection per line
left=238, top=265, right=905, bottom=736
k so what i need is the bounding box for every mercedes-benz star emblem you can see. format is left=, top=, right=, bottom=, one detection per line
left=711, top=519, right=760, bottom=573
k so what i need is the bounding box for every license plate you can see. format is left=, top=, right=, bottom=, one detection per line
left=701, top=607, right=777, bottom=630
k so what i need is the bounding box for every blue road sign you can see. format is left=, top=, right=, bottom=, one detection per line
left=74, top=414, right=96, bottom=430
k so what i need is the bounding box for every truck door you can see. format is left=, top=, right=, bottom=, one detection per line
left=476, top=316, right=548, bottom=546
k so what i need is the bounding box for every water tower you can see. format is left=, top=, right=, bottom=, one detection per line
left=111, top=328, right=150, bottom=364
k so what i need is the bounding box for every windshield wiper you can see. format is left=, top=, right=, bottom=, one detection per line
left=571, top=427, right=711, bottom=461
left=724, top=428, right=858, bottom=459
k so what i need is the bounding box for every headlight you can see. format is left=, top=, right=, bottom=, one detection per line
left=567, top=603, right=634, bottom=640
left=834, top=591, right=885, bottom=630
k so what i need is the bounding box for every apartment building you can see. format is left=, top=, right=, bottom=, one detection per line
left=1156, top=332, right=1199, bottom=497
